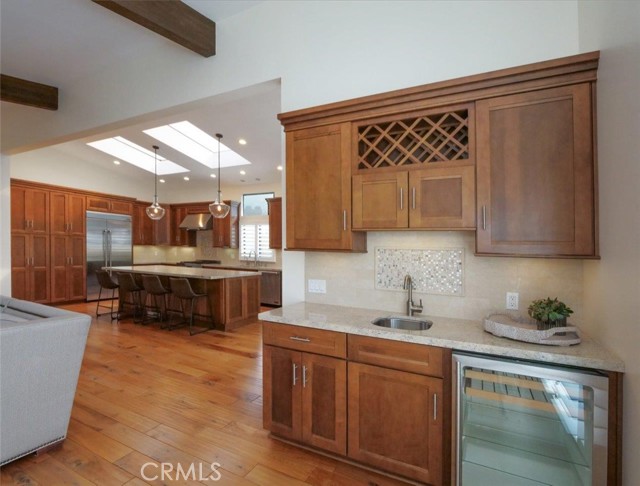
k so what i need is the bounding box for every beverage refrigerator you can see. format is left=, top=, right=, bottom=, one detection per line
left=85, top=211, right=132, bottom=301
left=453, top=352, right=609, bottom=485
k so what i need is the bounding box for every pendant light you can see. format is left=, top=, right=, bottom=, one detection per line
left=146, top=145, right=166, bottom=220
left=209, top=133, right=230, bottom=218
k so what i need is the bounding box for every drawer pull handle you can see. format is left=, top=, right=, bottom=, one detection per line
left=292, top=363, right=298, bottom=386
left=289, top=336, right=311, bottom=343
left=399, top=187, right=403, bottom=210
left=302, top=365, right=308, bottom=388
left=433, top=393, right=438, bottom=420
left=482, top=205, right=486, bottom=230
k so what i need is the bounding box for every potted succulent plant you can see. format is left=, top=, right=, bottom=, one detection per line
left=528, top=298, right=573, bottom=330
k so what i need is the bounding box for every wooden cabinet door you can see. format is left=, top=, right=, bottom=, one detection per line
left=67, top=235, right=86, bottom=300
left=153, top=207, right=171, bottom=246
left=133, top=203, right=153, bottom=245
left=51, top=192, right=86, bottom=236
left=51, top=235, right=85, bottom=302
left=409, top=165, right=475, bottom=229
left=286, top=123, right=365, bottom=251
left=476, top=84, right=595, bottom=256
left=30, top=234, right=50, bottom=303
left=266, top=197, right=282, bottom=249
left=352, top=172, right=408, bottom=229
left=50, top=234, right=69, bottom=302
left=212, top=201, right=239, bottom=248
left=301, top=353, right=347, bottom=455
left=348, top=362, right=443, bottom=484
left=11, top=186, right=49, bottom=234
left=263, top=345, right=302, bottom=441
left=10, top=233, right=29, bottom=300
left=86, top=196, right=111, bottom=213
left=243, top=276, right=261, bottom=318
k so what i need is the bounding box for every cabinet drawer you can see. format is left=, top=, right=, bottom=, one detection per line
left=348, top=335, right=445, bottom=377
left=262, top=322, right=346, bottom=358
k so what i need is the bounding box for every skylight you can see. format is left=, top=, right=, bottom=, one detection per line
left=87, top=137, right=188, bottom=175
left=144, top=121, right=251, bottom=169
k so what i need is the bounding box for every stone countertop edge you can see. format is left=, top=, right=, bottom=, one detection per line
left=258, top=302, right=624, bottom=373
left=202, top=264, right=282, bottom=272
left=107, top=265, right=261, bottom=280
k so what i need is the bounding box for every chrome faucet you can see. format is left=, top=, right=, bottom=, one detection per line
left=403, top=274, right=423, bottom=317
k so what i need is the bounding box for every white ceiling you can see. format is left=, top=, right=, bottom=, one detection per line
left=1, top=0, right=283, bottom=185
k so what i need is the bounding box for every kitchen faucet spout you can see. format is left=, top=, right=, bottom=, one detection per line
left=403, top=274, right=424, bottom=317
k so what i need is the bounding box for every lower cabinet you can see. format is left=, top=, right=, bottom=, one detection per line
left=10, top=234, right=50, bottom=303
left=263, top=345, right=347, bottom=455
left=50, top=235, right=86, bottom=303
left=262, top=323, right=449, bottom=485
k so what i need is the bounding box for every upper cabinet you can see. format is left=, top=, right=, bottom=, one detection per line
left=86, top=195, right=133, bottom=215
left=11, top=185, right=49, bottom=234
left=283, top=123, right=366, bottom=252
left=50, top=191, right=86, bottom=236
left=476, top=84, right=596, bottom=257
left=352, top=105, right=476, bottom=231
left=279, top=51, right=600, bottom=258
left=212, top=200, right=240, bottom=249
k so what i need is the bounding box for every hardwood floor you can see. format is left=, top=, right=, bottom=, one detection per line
left=1, top=302, right=407, bottom=486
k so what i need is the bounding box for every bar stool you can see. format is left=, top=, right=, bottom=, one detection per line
left=95, top=270, right=119, bottom=320
left=141, top=275, right=171, bottom=325
left=116, top=272, right=143, bottom=323
left=169, top=278, right=212, bottom=335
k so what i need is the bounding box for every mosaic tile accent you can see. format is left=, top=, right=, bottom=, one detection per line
left=375, top=247, right=464, bottom=296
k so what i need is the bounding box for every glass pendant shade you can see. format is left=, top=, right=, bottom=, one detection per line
left=209, top=198, right=230, bottom=219
left=146, top=197, right=166, bottom=220
left=147, top=145, right=165, bottom=220
left=210, top=133, right=230, bottom=218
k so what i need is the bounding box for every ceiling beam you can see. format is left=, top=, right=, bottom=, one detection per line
left=1, top=74, right=59, bottom=110
left=92, top=0, right=216, bottom=57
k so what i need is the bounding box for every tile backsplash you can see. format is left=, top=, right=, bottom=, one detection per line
left=305, top=231, right=584, bottom=324
left=375, top=248, right=464, bottom=296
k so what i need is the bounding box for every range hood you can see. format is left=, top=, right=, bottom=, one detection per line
left=179, top=213, right=213, bottom=231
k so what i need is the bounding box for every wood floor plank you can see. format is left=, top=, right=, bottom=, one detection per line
left=47, top=438, right=134, bottom=485
left=67, top=418, right=133, bottom=463
left=2, top=303, right=411, bottom=486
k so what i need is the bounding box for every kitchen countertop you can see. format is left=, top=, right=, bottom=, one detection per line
left=107, top=265, right=260, bottom=280
left=259, top=302, right=624, bottom=372
left=202, top=264, right=282, bottom=272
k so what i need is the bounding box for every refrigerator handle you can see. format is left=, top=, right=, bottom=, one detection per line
left=102, top=229, right=107, bottom=268
left=107, top=229, right=113, bottom=268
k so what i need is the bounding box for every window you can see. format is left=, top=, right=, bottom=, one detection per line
left=242, top=192, right=274, bottom=216
left=240, top=222, right=275, bottom=262
left=240, top=192, right=276, bottom=263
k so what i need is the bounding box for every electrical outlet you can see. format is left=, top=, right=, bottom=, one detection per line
left=506, top=292, right=519, bottom=310
left=308, top=279, right=327, bottom=294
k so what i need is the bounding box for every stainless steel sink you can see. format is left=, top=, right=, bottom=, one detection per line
left=372, top=316, right=433, bottom=331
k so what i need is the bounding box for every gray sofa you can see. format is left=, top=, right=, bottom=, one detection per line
left=0, top=296, right=91, bottom=465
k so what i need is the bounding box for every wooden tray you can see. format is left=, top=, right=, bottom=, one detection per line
left=484, top=313, right=581, bottom=346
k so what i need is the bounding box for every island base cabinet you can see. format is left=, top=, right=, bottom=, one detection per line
left=263, top=345, right=347, bottom=456
left=348, top=362, right=443, bottom=485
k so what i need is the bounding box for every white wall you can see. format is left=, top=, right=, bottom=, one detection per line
left=579, top=2, right=640, bottom=485
left=0, top=155, right=10, bottom=296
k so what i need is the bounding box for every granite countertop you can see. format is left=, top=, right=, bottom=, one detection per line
left=107, top=265, right=260, bottom=280
left=259, top=302, right=624, bottom=372
left=202, top=264, right=282, bottom=272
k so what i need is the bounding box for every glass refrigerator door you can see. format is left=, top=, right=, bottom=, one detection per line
left=455, top=354, right=608, bottom=486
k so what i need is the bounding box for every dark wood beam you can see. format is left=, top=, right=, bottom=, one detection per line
left=0, top=74, right=59, bottom=110
left=92, top=0, right=216, bottom=57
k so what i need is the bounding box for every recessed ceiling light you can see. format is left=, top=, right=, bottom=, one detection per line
left=277, top=165, right=283, bottom=171
left=238, top=138, right=247, bottom=145
left=159, top=179, right=166, bottom=183
left=210, top=173, right=217, bottom=178
left=87, top=137, right=187, bottom=175
left=183, top=176, right=190, bottom=181
left=113, top=160, right=121, bottom=165
left=144, top=121, right=251, bottom=169
left=239, top=170, right=246, bottom=175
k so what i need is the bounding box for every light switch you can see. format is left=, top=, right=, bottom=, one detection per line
left=308, top=279, right=327, bottom=294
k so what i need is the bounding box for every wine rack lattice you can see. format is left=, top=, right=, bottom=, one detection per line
left=357, top=110, right=469, bottom=170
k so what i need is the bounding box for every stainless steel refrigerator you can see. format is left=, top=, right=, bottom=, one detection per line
left=86, top=211, right=133, bottom=301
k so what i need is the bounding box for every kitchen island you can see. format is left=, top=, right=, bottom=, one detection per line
left=109, top=265, right=261, bottom=331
